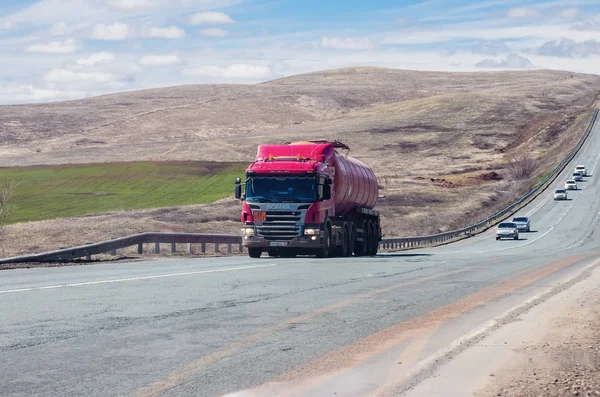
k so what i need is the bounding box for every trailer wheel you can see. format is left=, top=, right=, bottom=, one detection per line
left=368, top=222, right=379, bottom=255
left=342, top=226, right=352, bottom=257
left=248, top=248, right=262, bottom=258
left=354, top=221, right=367, bottom=256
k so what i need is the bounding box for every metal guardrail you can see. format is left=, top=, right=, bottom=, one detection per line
left=0, top=109, right=597, bottom=263
left=381, top=108, right=599, bottom=250
left=0, top=233, right=243, bottom=264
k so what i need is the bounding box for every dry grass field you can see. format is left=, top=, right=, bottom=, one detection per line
left=1, top=67, right=600, bottom=257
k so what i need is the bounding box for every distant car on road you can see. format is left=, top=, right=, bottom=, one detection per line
left=572, top=172, right=583, bottom=182
left=565, top=180, right=578, bottom=190
left=575, top=165, right=587, bottom=176
left=554, top=189, right=568, bottom=200
left=496, top=222, right=519, bottom=240
left=512, top=216, right=531, bottom=232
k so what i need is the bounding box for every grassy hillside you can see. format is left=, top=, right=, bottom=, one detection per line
left=0, top=162, right=246, bottom=224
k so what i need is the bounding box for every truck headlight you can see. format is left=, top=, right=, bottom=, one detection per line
left=242, top=227, right=255, bottom=236
left=304, top=228, right=320, bottom=235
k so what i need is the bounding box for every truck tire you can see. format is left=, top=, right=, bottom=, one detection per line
left=268, top=249, right=279, bottom=257
left=342, top=226, right=351, bottom=257
left=365, top=223, right=374, bottom=256
left=354, top=221, right=367, bottom=256
left=369, top=222, right=379, bottom=255
left=248, top=248, right=262, bottom=258
left=316, top=224, right=331, bottom=258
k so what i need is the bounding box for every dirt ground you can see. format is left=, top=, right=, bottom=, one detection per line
left=481, top=273, right=600, bottom=397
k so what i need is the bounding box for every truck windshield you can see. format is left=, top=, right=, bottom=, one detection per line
left=245, top=176, right=316, bottom=203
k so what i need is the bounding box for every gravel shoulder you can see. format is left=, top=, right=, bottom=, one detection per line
left=400, top=258, right=600, bottom=397
left=481, top=267, right=600, bottom=397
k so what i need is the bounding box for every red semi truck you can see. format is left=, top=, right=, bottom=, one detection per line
left=234, top=140, right=381, bottom=258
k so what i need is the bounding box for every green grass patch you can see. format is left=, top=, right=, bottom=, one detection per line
left=535, top=166, right=555, bottom=186
left=0, top=161, right=247, bottom=224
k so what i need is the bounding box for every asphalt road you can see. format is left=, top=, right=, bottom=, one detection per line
left=3, top=116, right=600, bottom=397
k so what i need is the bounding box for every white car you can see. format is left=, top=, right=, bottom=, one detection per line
left=572, top=172, right=583, bottom=182
left=496, top=222, right=519, bottom=240
left=512, top=216, right=531, bottom=232
left=554, top=189, right=568, bottom=200
left=565, top=180, right=578, bottom=190
left=575, top=165, right=587, bottom=176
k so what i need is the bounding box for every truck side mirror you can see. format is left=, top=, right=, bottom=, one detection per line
left=234, top=178, right=242, bottom=200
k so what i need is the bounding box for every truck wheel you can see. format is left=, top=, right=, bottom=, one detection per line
left=370, top=223, right=379, bottom=255
left=365, top=223, right=374, bottom=256
left=354, top=222, right=367, bottom=256
left=342, top=226, right=352, bottom=257
left=267, top=249, right=279, bottom=257
left=248, top=248, right=262, bottom=258
left=316, top=224, right=331, bottom=258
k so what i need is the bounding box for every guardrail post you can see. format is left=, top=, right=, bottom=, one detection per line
left=201, top=243, right=206, bottom=253
left=186, top=243, right=191, bottom=255
left=227, top=243, right=232, bottom=254
left=111, top=249, right=116, bottom=256
left=138, top=243, right=143, bottom=254
left=86, top=253, right=91, bottom=261
left=239, top=244, right=243, bottom=253
left=155, top=242, right=160, bottom=254
left=215, top=243, right=220, bottom=253
left=171, top=243, right=176, bottom=254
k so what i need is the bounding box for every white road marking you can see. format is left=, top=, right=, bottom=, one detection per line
left=0, top=264, right=279, bottom=295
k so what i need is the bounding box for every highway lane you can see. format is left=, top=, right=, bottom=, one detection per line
left=2, top=114, right=600, bottom=397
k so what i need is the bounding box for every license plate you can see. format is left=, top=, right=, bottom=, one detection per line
left=253, top=211, right=267, bottom=222
left=270, top=241, right=288, bottom=247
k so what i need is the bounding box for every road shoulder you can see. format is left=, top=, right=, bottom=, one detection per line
left=400, top=259, right=600, bottom=397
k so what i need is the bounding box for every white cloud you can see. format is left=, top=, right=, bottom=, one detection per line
left=77, top=52, right=116, bottom=66
left=537, top=38, right=600, bottom=57
left=507, top=7, right=539, bottom=18
left=109, top=0, right=154, bottom=9
left=43, top=68, right=122, bottom=84
left=183, top=64, right=272, bottom=80
left=139, top=54, right=180, bottom=66
left=199, top=28, right=228, bottom=37
left=25, top=38, right=78, bottom=54
left=50, top=22, right=68, bottom=36
left=471, top=40, right=510, bottom=55
left=384, top=24, right=600, bottom=44
left=0, top=82, right=85, bottom=104
left=320, top=36, right=375, bottom=50
left=144, top=26, right=186, bottom=39
left=4, top=0, right=238, bottom=27
left=476, top=53, right=535, bottom=69
left=91, top=22, right=130, bottom=40
left=1, top=20, right=13, bottom=30
left=559, top=8, right=581, bottom=19
left=188, top=11, right=234, bottom=25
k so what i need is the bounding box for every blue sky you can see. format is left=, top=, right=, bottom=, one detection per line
left=1, top=0, right=600, bottom=104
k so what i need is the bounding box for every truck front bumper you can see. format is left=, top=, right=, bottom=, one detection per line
left=242, top=235, right=325, bottom=250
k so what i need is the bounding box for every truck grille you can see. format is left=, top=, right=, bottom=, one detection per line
left=256, top=211, right=302, bottom=240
